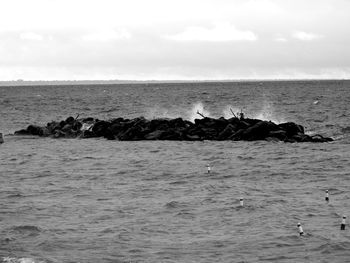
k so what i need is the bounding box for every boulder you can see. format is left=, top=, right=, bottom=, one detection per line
left=292, top=133, right=311, bottom=142
left=14, top=129, right=31, bottom=135
left=241, top=121, right=279, bottom=141
left=27, top=125, right=44, bottom=136
left=46, top=121, right=61, bottom=133
left=194, top=117, right=228, bottom=130
left=149, top=118, right=171, bottom=131
left=118, top=122, right=146, bottom=140
left=265, top=137, right=281, bottom=142
left=53, top=130, right=66, bottom=138
left=185, top=134, right=201, bottom=141
left=218, top=124, right=237, bottom=140
left=65, top=116, right=75, bottom=124
left=92, top=121, right=111, bottom=137
left=161, top=129, right=183, bottom=140
left=229, top=128, right=246, bottom=141
left=144, top=130, right=165, bottom=140
left=13, top=115, right=333, bottom=143
left=80, top=130, right=96, bottom=138
left=278, top=122, right=304, bottom=137
left=268, top=130, right=287, bottom=141
left=310, top=134, right=333, bottom=143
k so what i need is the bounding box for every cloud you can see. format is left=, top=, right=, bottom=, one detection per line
left=292, top=31, right=323, bottom=41
left=165, top=22, right=257, bottom=42
left=82, top=28, right=131, bottom=42
left=19, top=32, right=44, bottom=41
left=274, top=37, right=287, bottom=42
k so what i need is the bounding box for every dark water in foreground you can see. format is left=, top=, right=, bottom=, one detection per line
left=0, top=81, right=350, bottom=262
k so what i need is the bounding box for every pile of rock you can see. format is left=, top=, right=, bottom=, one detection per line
left=14, top=116, right=333, bottom=143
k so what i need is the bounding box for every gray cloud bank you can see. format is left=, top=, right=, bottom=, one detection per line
left=0, top=0, right=349, bottom=80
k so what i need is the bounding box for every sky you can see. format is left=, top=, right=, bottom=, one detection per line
left=0, top=0, right=350, bottom=80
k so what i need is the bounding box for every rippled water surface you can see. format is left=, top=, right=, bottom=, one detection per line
left=0, top=81, right=350, bottom=262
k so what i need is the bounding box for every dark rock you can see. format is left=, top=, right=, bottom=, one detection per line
left=168, top=118, right=189, bottom=128
left=65, top=116, right=75, bottom=124
left=310, top=134, right=333, bottom=142
left=103, top=128, right=115, bottom=140
left=186, top=126, right=206, bottom=139
left=92, top=121, right=111, bottom=137
left=80, top=130, right=96, bottom=138
left=118, top=122, right=146, bottom=140
left=41, top=127, right=50, bottom=136
left=241, top=121, right=279, bottom=141
left=229, top=128, right=246, bottom=141
left=278, top=122, right=304, bottom=137
left=242, top=118, right=261, bottom=127
left=201, top=127, right=218, bottom=140
left=268, top=130, right=287, bottom=141
left=53, top=130, right=66, bottom=138
left=13, top=115, right=333, bottom=143
left=82, top=117, right=95, bottom=122
left=109, top=123, right=124, bottom=135
left=292, top=133, right=311, bottom=142
left=27, top=125, right=44, bottom=136
left=14, top=129, right=31, bottom=135
left=265, top=137, right=281, bottom=142
left=162, top=130, right=183, bottom=140
left=195, top=117, right=228, bottom=130
left=149, top=118, right=171, bottom=131
left=59, top=121, right=66, bottom=128
left=185, top=134, right=202, bottom=141
left=62, top=124, right=73, bottom=133
left=110, top=117, right=125, bottom=124
left=72, top=121, right=82, bottom=131
left=47, top=121, right=61, bottom=133
left=144, top=130, right=165, bottom=140
left=218, top=124, right=237, bottom=140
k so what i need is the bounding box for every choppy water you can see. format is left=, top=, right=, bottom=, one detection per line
left=0, top=81, right=350, bottom=262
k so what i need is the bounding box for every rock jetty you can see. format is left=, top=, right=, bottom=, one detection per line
left=14, top=115, right=333, bottom=143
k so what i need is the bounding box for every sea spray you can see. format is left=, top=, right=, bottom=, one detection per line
left=145, top=102, right=212, bottom=123
left=188, top=102, right=211, bottom=122
left=146, top=102, right=285, bottom=124
left=222, top=106, right=241, bottom=119
left=251, top=99, right=286, bottom=124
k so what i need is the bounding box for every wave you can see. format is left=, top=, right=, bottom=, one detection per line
left=2, top=257, right=44, bottom=263
left=10, top=225, right=42, bottom=237
left=99, top=107, right=120, bottom=113
left=6, top=193, right=24, bottom=198
left=340, top=126, right=350, bottom=134
left=165, top=201, right=185, bottom=209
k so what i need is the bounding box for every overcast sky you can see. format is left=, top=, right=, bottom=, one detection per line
left=1, top=0, right=350, bottom=80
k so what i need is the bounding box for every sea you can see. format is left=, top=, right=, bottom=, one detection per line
left=0, top=80, right=349, bottom=263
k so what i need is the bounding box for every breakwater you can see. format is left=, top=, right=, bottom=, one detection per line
left=14, top=115, right=333, bottom=142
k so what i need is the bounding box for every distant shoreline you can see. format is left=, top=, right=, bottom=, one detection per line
left=0, top=79, right=349, bottom=87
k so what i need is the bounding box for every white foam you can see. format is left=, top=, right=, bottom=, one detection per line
left=250, top=100, right=286, bottom=124
left=187, top=102, right=211, bottom=122
left=2, top=257, right=42, bottom=263
left=145, top=101, right=287, bottom=124
left=222, top=105, right=241, bottom=119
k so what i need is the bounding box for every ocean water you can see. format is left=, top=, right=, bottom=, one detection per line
left=0, top=81, right=350, bottom=263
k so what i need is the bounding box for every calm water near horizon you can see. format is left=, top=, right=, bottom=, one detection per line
left=0, top=81, right=350, bottom=262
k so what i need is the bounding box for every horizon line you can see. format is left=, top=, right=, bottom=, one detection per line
left=0, top=78, right=349, bottom=85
